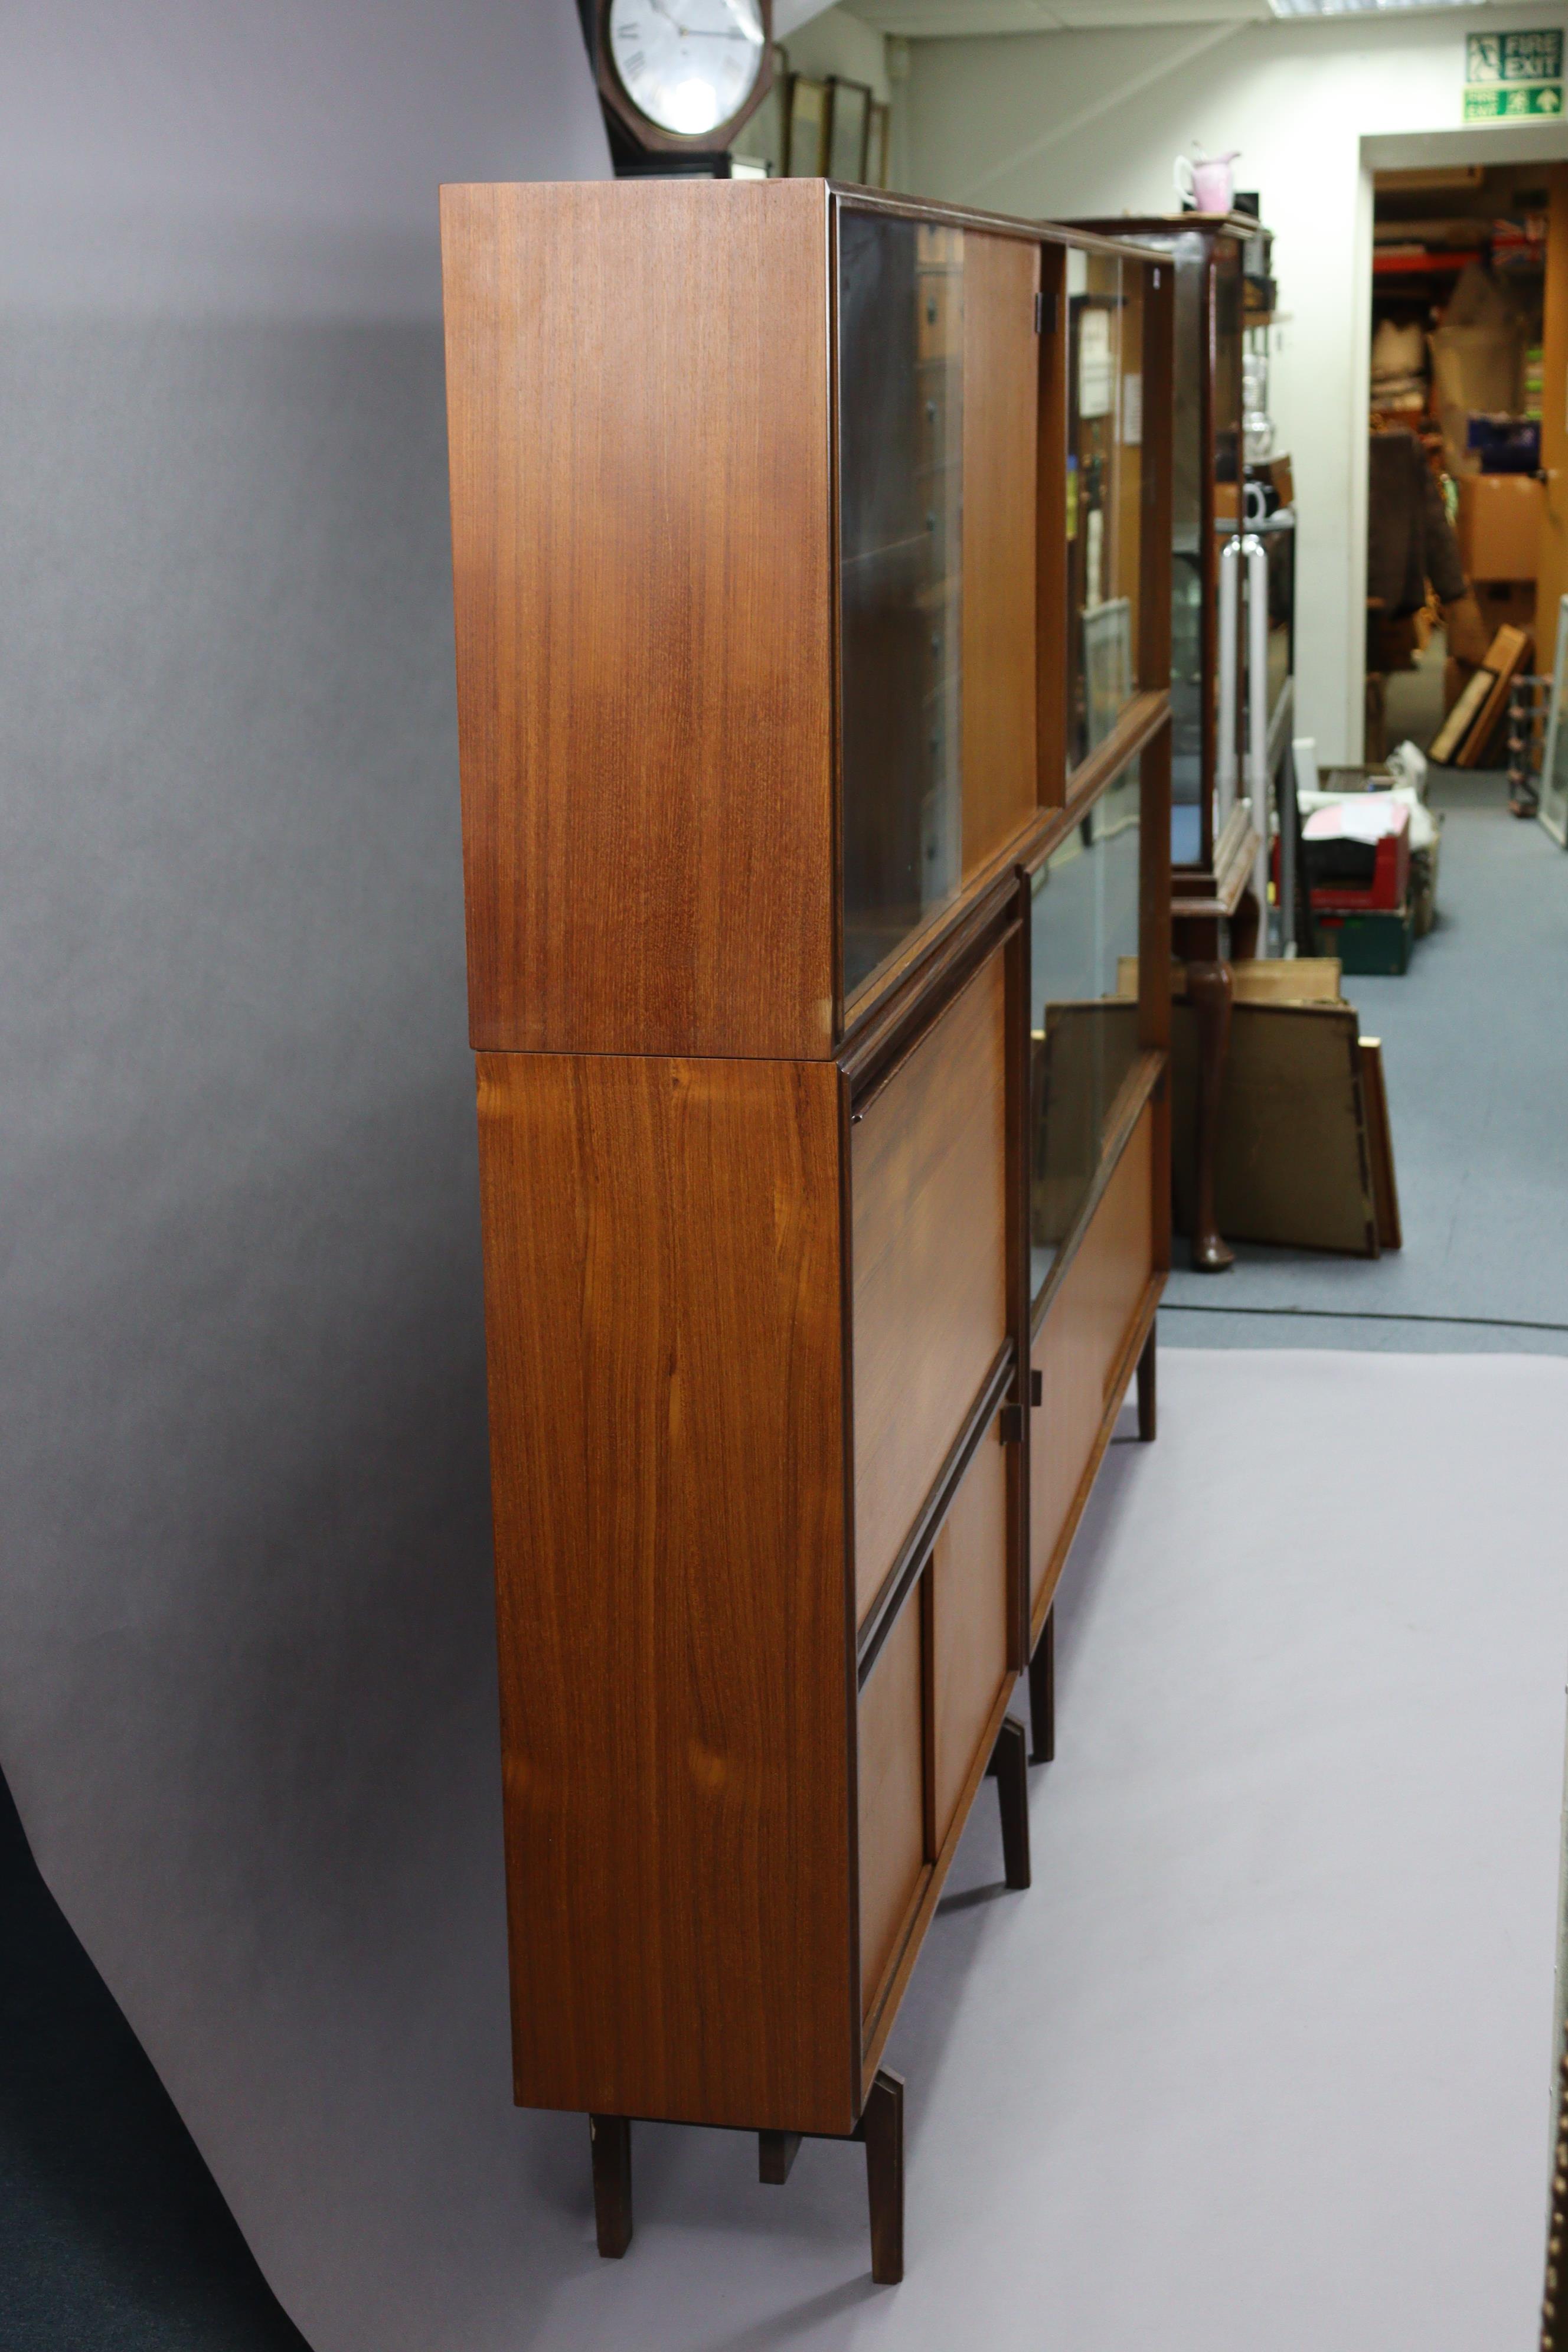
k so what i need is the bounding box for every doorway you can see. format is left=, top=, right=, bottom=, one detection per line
left=1367, top=156, right=1562, bottom=763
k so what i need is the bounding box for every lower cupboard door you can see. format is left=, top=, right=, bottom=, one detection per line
left=857, top=1596, right=925, bottom=2020
left=931, top=1415, right=1010, bottom=1849
left=1031, top=1102, right=1154, bottom=1613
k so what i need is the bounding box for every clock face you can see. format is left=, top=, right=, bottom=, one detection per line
left=608, top=0, right=765, bottom=139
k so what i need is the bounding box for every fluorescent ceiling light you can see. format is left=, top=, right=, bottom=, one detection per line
left=1270, top=0, right=1486, bottom=14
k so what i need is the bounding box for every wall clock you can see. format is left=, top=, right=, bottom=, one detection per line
left=596, top=0, right=774, bottom=158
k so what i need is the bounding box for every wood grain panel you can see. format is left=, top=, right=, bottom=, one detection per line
left=962, top=233, right=1041, bottom=876
left=478, top=1049, right=855, bottom=2135
left=1030, top=1103, right=1153, bottom=1608
left=930, top=1420, right=1010, bottom=1848
left=851, top=948, right=1008, bottom=1625
left=442, top=181, right=836, bottom=1060
left=857, top=1593, right=926, bottom=2020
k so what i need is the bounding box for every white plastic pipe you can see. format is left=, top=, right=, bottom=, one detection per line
left=1217, top=534, right=1241, bottom=843
left=1243, top=531, right=1270, bottom=950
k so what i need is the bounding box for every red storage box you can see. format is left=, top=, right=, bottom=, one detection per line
left=1303, top=799, right=1410, bottom=914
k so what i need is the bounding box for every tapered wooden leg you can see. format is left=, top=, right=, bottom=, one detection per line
left=857, top=2068, right=904, bottom=2286
left=589, top=2114, right=632, bottom=2258
left=1187, top=959, right=1235, bottom=1273
left=759, top=2129, right=801, bottom=2184
left=1028, top=1611, right=1055, bottom=1765
left=1136, top=1321, right=1157, bottom=1443
left=986, top=1715, right=1031, bottom=1889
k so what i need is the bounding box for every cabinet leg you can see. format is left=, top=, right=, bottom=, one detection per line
left=986, top=1715, right=1031, bottom=1889
left=1028, top=1612, right=1055, bottom=1765
left=759, top=2129, right=801, bottom=2185
left=589, top=2114, right=632, bottom=2258
left=857, top=2067, right=904, bottom=2286
left=1136, top=1321, right=1157, bottom=1443
left=1187, top=959, right=1235, bottom=1273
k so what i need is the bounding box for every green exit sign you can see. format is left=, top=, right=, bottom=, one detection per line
left=1465, top=28, right=1563, bottom=119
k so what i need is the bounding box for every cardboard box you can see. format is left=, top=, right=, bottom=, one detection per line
left=1442, top=590, right=1491, bottom=665
left=1474, top=579, right=1536, bottom=639
left=1312, top=906, right=1415, bottom=976
left=1432, top=316, right=1526, bottom=475
left=1456, top=472, right=1543, bottom=582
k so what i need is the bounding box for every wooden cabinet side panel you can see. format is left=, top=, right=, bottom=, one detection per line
left=851, top=949, right=1009, bottom=1625
left=442, top=181, right=836, bottom=1061
left=1030, top=1104, right=1154, bottom=1606
left=478, top=1050, right=854, bottom=2135
left=962, top=233, right=1041, bottom=877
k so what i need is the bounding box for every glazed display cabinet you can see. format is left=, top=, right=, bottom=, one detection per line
left=440, top=178, right=1173, bottom=2284
left=1073, top=208, right=1285, bottom=1267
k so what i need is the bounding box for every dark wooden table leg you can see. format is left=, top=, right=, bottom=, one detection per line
left=1187, top=958, right=1235, bottom=1273
left=986, top=1716, right=1031, bottom=1889
left=857, top=2068, right=904, bottom=2286
left=589, top=2113, right=632, bottom=2258
left=1136, top=1320, right=1157, bottom=1443
left=759, top=2129, right=801, bottom=2184
left=1028, top=1611, right=1054, bottom=1765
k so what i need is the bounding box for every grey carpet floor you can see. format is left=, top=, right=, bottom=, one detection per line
left=1165, top=771, right=1568, bottom=1354
left=456, top=1350, right=1566, bottom=2351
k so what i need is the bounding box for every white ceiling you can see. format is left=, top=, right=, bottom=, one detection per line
left=838, top=0, right=1266, bottom=27
left=833, top=0, right=1505, bottom=30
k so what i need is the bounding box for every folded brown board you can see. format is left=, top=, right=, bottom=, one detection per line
left=1115, top=956, right=1344, bottom=1005
left=1171, top=1000, right=1380, bottom=1256
left=1430, top=662, right=1497, bottom=765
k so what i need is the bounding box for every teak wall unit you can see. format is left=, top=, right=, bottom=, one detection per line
left=440, top=178, right=1174, bottom=2286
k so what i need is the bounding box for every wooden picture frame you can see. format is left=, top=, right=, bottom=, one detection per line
left=826, top=77, right=871, bottom=184
left=1455, top=623, right=1532, bottom=769
left=867, top=100, right=891, bottom=191
left=785, top=75, right=828, bottom=177
left=1430, top=661, right=1497, bottom=765
left=1539, top=594, right=1568, bottom=847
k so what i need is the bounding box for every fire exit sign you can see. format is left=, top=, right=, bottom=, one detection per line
left=1464, top=29, right=1563, bottom=120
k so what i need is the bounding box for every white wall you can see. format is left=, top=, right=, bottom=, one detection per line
left=1, top=6, right=613, bottom=2348
left=906, top=4, right=1568, bottom=760
left=783, top=1, right=891, bottom=99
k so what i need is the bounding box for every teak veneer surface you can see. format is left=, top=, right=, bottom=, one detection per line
left=1030, top=1101, right=1154, bottom=1608
left=442, top=181, right=836, bottom=1061
left=477, top=1049, right=855, bottom=2135
left=850, top=948, right=1009, bottom=1627
left=962, top=234, right=1041, bottom=877
left=857, top=1597, right=925, bottom=2021
left=930, top=1421, right=1010, bottom=1850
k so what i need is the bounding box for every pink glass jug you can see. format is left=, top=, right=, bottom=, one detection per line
left=1174, top=148, right=1239, bottom=215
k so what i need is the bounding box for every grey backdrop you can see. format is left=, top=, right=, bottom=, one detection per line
left=0, top=7, right=611, bottom=2345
